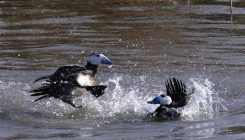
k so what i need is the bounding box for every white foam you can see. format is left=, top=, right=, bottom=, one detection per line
left=181, top=78, right=227, bottom=120
left=79, top=76, right=227, bottom=121
left=0, top=75, right=227, bottom=122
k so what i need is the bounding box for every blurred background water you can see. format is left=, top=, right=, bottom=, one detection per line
left=0, top=0, right=244, bottom=139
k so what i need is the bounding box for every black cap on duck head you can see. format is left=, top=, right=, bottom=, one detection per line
left=87, top=53, right=112, bottom=66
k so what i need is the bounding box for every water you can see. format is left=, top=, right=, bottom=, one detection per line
left=0, top=0, right=244, bottom=139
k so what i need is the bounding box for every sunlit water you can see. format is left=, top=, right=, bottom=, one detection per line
left=0, top=0, right=244, bottom=139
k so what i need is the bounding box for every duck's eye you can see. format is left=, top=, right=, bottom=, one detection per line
left=96, top=54, right=100, bottom=57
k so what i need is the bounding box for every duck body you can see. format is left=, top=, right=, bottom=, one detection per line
left=153, top=106, right=181, bottom=119
left=148, top=78, right=193, bottom=119
left=30, top=53, right=112, bottom=108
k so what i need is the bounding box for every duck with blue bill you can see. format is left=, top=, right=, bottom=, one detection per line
left=30, top=53, right=112, bottom=108
left=147, top=78, right=194, bottom=119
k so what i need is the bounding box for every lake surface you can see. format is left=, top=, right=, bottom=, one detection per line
left=0, top=0, right=244, bottom=139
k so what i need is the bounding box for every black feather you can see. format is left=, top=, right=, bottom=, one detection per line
left=85, top=85, right=107, bottom=97
left=30, top=65, right=106, bottom=108
left=30, top=86, right=50, bottom=96
left=34, top=95, right=49, bottom=102
left=30, top=82, right=107, bottom=107
left=33, top=76, right=50, bottom=83
left=165, top=78, right=191, bottom=108
left=76, top=85, right=107, bottom=97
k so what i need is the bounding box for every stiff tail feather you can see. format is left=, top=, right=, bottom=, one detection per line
left=34, top=95, right=49, bottom=102
left=30, top=83, right=53, bottom=102
left=30, top=85, right=50, bottom=95
left=33, top=76, right=50, bottom=83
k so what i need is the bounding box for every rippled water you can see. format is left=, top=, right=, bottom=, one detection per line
left=0, top=0, right=244, bottom=139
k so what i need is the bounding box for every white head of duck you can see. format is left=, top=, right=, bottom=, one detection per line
left=87, top=53, right=112, bottom=66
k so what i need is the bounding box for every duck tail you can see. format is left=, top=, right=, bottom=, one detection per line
left=33, top=95, right=49, bottom=102
left=30, top=84, right=49, bottom=95
left=33, top=76, right=50, bottom=83
left=30, top=84, right=53, bottom=101
left=165, top=78, right=191, bottom=108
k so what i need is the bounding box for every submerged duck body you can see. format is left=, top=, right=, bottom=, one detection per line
left=30, top=53, right=112, bottom=108
left=153, top=106, right=181, bottom=119
left=148, top=78, right=193, bottom=119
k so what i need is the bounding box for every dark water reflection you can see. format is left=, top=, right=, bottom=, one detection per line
left=0, top=0, right=244, bottom=75
left=0, top=0, right=245, bottom=140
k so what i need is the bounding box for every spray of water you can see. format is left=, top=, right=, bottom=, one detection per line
left=73, top=75, right=227, bottom=122
left=181, top=78, right=227, bottom=120
left=75, top=75, right=155, bottom=121
left=0, top=75, right=227, bottom=123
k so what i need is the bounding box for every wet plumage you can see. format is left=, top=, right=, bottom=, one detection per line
left=148, top=78, right=194, bottom=119
left=30, top=53, right=112, bottom=108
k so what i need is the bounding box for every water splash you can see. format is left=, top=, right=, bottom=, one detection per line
left=72, top=75, right=226, bottom=122
left=0, top=75, right=226, bottom=123
left=75, top=75, right=156, bottom=121
left=181, top=78, right=227, bottom=120
left=0, top=80, right=73, bottom=120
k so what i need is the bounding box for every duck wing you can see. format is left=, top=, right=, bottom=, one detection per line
left=34, top=65, right=86, bottom=83
left=31, top=84, right=107, bottom=100
left=30, top=65, right=106, bottom=107
left=165, top=78, right=192, bottom=108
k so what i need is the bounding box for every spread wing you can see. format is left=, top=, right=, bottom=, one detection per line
left=165, top=78, right=192, bottom=108
left=30, top=83, right=107, bottom=101
left=30, top=65, right=107, bottom=107
left=34, top=65, right=86, bottom=83
left=30, top=65, right=86, bottom=103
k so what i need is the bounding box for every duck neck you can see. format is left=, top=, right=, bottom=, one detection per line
left=164, top=104, right=172, bottom=108
left=85, top=62, right=98, bottom=77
